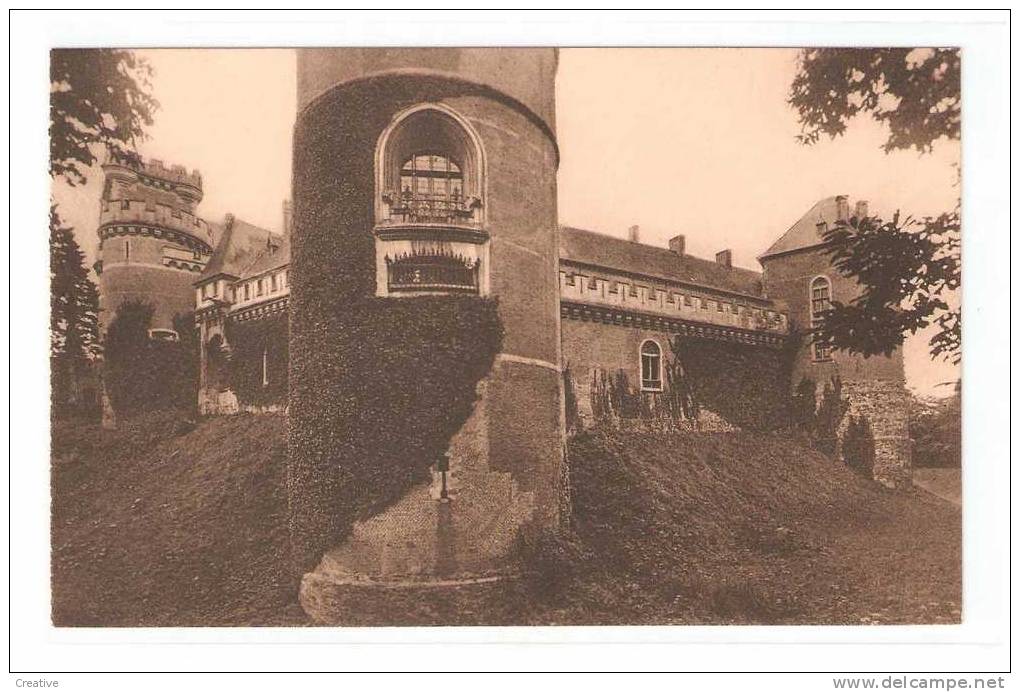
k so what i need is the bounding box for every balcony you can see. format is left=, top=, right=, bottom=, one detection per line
left=385, top=252, right=480, bottom=294
left=381, top=191, right=482, bottom=226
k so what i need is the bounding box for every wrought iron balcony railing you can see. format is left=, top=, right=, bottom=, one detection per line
left=386, top=253, right=480, bottom=293
left=382, top=191, right=481, bottom=225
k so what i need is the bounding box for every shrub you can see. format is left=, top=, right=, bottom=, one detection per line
left=224, top=312, right=289, bottom=408
left=909, top=387, right=961, bottom=468
left=104, top=302, right=197, bottom=418
left=843, top=415, right=876, bottom=476
left=511, top=524, right=590, bottom=606
left=814, top=376, right=850, bottom=456
left=562, top=363, right=580, bottom=435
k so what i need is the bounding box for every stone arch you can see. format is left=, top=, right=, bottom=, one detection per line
left=374, top=103, right=487, bottom=224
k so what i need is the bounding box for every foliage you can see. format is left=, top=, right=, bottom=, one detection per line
left=789, top=48, right=961, bottom=364
left=586, top=335, right=798, bottom=432
left=791, top=377, right=818, bottom=430
left=288, top=294, right=503, bottom=572
left=789, top=48, right=960, bottom=154
left=589, top=369, right=649, bottom=421
left=812, top=376, right=850, bottom=456
left=104, top=301, right=197, bottom=417
left=171, top=312, right=200, bottom=417
left=909, top=383, right=961, bottom=468
left=50, top=49, right=158, bottom=186
left=843, top=415, right=877, bottom=477
left=816, top=212, right=961, bottom=364
left=50, top=206, right=100, bottom=418
left=668, top=335, right=798, bottom=431
left=224, top=313, right=289, bottom=408
left=562, top=363, right=580, bottom=435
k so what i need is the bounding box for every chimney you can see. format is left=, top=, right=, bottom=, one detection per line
left=836, top=195, right=850, bottom=221
left=668, top=234, right=685, bottom=256
left=854, top=200, right=869, bottom=219
left=628, top=225, right=640, bottom=243
left=715, top=249, right=732, bottom=268
left=282, top=199, right=293, bottom=236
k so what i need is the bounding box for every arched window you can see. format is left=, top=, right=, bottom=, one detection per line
left=810, top=276, right=833, bottom=361
left=377, top=106, right=483, bottom=225
left=640, top=340, right=663, bottom=392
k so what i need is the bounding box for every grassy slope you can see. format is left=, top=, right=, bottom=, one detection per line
left=547, top=429, right=961, bottom=625
left=51, top=411, right=306, bottom=626
left=51, top=415, right=960, bottom=626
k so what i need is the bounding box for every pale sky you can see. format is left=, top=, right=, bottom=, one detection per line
left=53, top=48, right=961, bottom=397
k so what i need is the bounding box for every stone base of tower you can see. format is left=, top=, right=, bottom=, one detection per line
left=297, top=361, right=563, bottom=624
left=299, top=569, right=515, bottom=626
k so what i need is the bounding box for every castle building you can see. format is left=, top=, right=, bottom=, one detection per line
left=93, top=154, right=216, bottom=336
left=759, top=195, right=911, bottom=484
left=194, top=214, right=287, bottom=415
left=91, top=51, right=911, bottom=623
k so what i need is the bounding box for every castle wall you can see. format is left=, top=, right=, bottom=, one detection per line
left=99, top=260, right=200, bottom=332
left=762, top=245, right=912, bottom=485
left=561, top=315, right=667, bottom=420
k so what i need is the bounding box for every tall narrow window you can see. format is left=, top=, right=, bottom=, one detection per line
left=810, top=276, right=833, bottom=361
left=640, top=340, right=663, bottom=392
left=261, top=346, right=269, bottom=387
left=124, top=240, right=130, bottom=262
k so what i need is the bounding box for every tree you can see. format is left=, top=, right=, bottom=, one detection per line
left=817, top=211, right=960, bottom=363
left=50, top=49, right=158, bottom=186
left=789, top=48, right=961, bottom=364
left=789, top=48, right=960, bottom=154
left=50, top=206, right=100, bottom=416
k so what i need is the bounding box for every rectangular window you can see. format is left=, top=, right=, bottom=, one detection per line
left=271, top=274, right=278, bottom=291
left=564, top=273, right=575, bottom=287
left=283, top=271, right=288, bottom=287
left=124, top=240, right=130, bottom=261
left=257, top=279, right=264, bottom=296
left=244, top=283, right=250, bottom=301
left=717, top=302, right=725, bottom=312
left=683, top=295, right=692, bottom=307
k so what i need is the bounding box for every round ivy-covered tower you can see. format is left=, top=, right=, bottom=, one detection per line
left=290, top=48, right=565, bottom=623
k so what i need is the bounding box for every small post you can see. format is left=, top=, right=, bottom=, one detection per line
left=438, top=452, right=450, bottom=503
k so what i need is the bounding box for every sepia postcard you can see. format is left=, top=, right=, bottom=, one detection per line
left=9, top=8, right=1011, bottom=684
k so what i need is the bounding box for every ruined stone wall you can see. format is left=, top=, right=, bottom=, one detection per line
left=841, top=379, right=912, bottom=487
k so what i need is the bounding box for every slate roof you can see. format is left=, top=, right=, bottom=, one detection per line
left=198, top=215, right=282, bottom=283
left=238, top=234, right=290, bottom=280
left=558, top=225, right=766, bottom=299
left=759, top=196, right=842, bottom=260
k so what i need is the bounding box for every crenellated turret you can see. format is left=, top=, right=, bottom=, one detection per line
left=95, top=153, right=213, bottom=334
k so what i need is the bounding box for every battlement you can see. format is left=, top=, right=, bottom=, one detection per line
left=99, top=198, right=214, bottom=250
left=103, top=152, right=203, bottom=191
